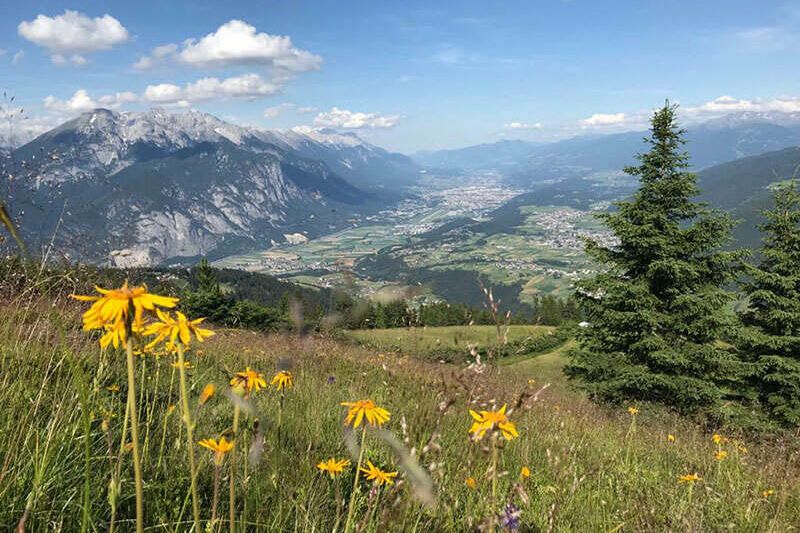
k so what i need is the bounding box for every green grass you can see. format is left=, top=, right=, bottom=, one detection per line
left=344, top=325, right=555, bottom=355
left=2, top=294, right=800, bottom=531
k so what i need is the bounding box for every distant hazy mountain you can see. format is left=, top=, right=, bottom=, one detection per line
left=412, top=140, right=543, bottom=172
left=268, top=128, right=420, bottom=192
left=413, top=114, right=800, bottom=186
left=697, top=145, right=800, bottom=247
left=7, top=108, right=412, bottom=266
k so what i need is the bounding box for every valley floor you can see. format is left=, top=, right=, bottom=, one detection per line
left=3, top=301, right=800, bottom=531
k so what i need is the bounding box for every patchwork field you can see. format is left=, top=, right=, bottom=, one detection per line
left=213, top=178, right=612, bottom=306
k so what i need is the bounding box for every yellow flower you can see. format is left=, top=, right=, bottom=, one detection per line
left=737, top=444, right=747, bottom=454
left=99, top=319, right=128, bottom=350
left=678, top=473, right=701, bottom=484
left=520, top=466, right=531, bottom=479
left=667, top=434, right=676, bottom=443
left=230, top=367, right=267, bottom=395
left=762, top=489, right=775, bottom=498
left=72, top=281, right=178, bottom=330
left=341, top=399, right=391, bottom=429
left=271, top=370, right=293, bottom=391
left=316, top=458, right=350, bottom=479
left=106, top=384, right=120, bottom=393
left=465, top=476, right=477, bottom=489
left=199, top=383, right=215, bottom=405
left=359, top=460, right=398, bottom=486
left=468, top=404, right=519, bottom=441
left=143, top=309, right=214, bottom=351
left=627, top=406, right=639, bottom=416
left=527, top=379, right=536, bottom=386
left=171, top=360, right=193, bottom=370
left=198, top=437, right=234, bottom=465
left=712, top=433, right=724, bottom=444
left=714, top=450, right=728, bottom=461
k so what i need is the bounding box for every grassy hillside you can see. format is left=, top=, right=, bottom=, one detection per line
left=697, top=146, right=800, bottom=247
left=345, top=325, right=555, bottom=354
left=2, top=290, right=800, bottom=531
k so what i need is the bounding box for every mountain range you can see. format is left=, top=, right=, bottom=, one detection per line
left=6, top=108, right=800, bottom=270
left=414, top=113, right=800, bottom=185
left=6, top=108, right=418, bottom=266
left=414, top=113, right=800, bottom=248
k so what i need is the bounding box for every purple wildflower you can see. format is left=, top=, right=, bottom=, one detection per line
left=499, top=502, right=521, bottom=531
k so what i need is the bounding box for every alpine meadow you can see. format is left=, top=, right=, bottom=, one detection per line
left=3, top=2, right=800, bottom=532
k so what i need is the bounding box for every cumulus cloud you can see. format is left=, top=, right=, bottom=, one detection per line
left=43, top=89, right=138, bottom=113
left=144, top=73, right=280, bottom=105
left=134, top=20, right=321, bottom=72
left=132, top=43, right=178, bottom=70
left=580, top=112, right=627, bottom=127
left=572, top=95, right=800, bottom=136
left=686, top=95, right=800, bottom=116
left=313, top=107, right=400, bottom=129
left=504, top=121, right=542, bottom=130
left=18, top=10, right=129, bottom=65
left=0, top=113, right=60, bottom=146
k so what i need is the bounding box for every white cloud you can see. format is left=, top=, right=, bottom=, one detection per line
left=43, top=89, right=138, bottom=113
left=0, top=113, right=60, bottom=147
left=134, top=20, right=321, bottom=73
left=133, top=43, right=178, bottom=70
left=144, top=73, right=280, bottom=104
left=580, top=112, right=627, bottom=127
left=99, top=91, right=138, bottom=106
left=313, top=107, right=400, bottom=129
left=143, top=84, right=183, bottom=104
left=296, top=106, right=318, bottom=114
left=263, top=103, right=295, bottom=118
left=504, top=121, right=542, bottom=130
left=11, top=50, right=24, bottom=65
left=572, top=95, right=800, bottom=136
left=18, top=10, right=129, bottom=65
left=51, top=54, right=88, bottom=66
left=686, top=95, right=800, bottom=116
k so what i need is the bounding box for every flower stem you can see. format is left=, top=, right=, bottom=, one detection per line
left=143, top=359, right=161, bottom=464
left=125, top=337, right=145, bottom=533
left=156, top=364, right=176, bottom=471
left=177, top=343, right=201, bottom=531
left=490, top=435, right=498, bottom=533
left=230, top=404, right=240, bottom=533
left=212, top=463, right=221, bottom=525
left=277, top=393, right=284, bottom=445
left=344, top=426, right=367, bottom=533
left=110, top=384, right=131, bottom=533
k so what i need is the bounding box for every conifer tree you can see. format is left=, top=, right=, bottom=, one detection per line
left=195, top=257, right=219, bottom=294
left=739, top=180, right=800, bottom=426
left=565, top=102, right=745, bottom=417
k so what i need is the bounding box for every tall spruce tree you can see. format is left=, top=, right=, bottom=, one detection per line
left=565, top=102, right=745, bottom=418
left=739, top=180, right=800, bottom=426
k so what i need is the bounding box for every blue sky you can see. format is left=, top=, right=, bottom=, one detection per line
left=1, top=0, right=799, bottom=152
